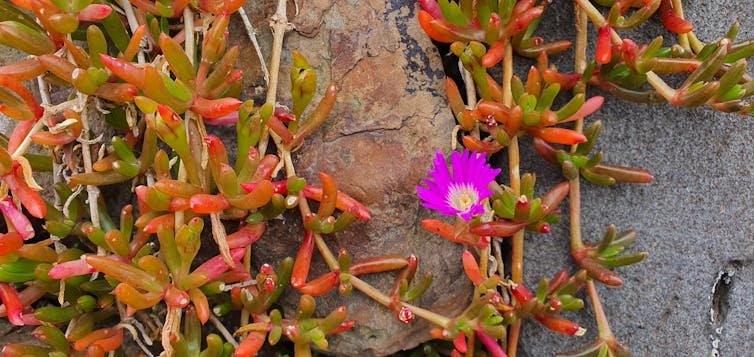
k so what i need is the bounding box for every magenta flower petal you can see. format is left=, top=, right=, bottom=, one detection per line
left=416, top=149, right=500, bottom=221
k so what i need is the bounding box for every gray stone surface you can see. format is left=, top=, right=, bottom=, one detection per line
left=516, top=1, right=754, bottom=356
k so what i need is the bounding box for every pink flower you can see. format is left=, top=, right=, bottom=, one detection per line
left=417, top=149, right=500, bottom=221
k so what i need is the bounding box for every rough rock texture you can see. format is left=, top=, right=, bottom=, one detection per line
left=244, top=0, right=473, bottom=355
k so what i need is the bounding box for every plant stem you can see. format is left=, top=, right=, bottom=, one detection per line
left=461, top=63, right=480, bottom=139
left=349, top=275, right=451, bottom=327
left=570, top=2, right=588, bottom=252
left=10, top=99, right=79, bottom=159
left=209, top=315, right=240, bottom=348
left=161, top=306, right=180, bottom=356
left=568, top=176, right=585, bottom=250
left=574, top=0, right=679, bottom=104
left=503, top=40, right=524, bottom=357
left=461, top=60, right=487, bottom=295
left=503, top=43, right=519, bottom=280
left=645, top=72, right=677, bottom=102
left=575, top=6, right=589, bottom=85
left=573, top=1, right=617, bottom=346
left=118, top=0, right=145, bottom=64
left=183, top=9, right=196, bottom=66
left=241, top=0, right=292, bottom=331
left=672, top=0, right=691, bottom=52
left=9, top=119, right=45, bottom=159
left=572, top=0, right=620, bottom=44
left=238, top=7, right=270, bottom=86
left=585, top=279, right=615, bottom=340
left=281, top=134, right=452, bottom=330
left=492, top=241, right=505, bottom=278
left=65, top=39, right=101, bottom=232
left=36, top=72, right=69, bottom=306
left=258, top=0, right=292, bottom=155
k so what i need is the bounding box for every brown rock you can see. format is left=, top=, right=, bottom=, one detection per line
left=241, top=0, right=473, bottom=355
left=0, top=1, right=471, bottom=354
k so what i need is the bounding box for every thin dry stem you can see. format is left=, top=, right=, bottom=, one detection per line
left=210, top=315, right=240, bottom=348
left=35, top=74, right=70, bottom=305
left=65, top=38, right=102, bottom=232
left=282, top=147, right=451, bottom=328
left=10, top=119, right=45, bottom=159
left=10, top=99, right=80, bottom=159
left=238, top=7, right=270, bottom=85
left=161, top=306, right=180, bottom=356
left=460, top=61, right=480, bottom=138
left=118, top=0, right=146, bottom=64
left=258, top=0, right=294, bottom=155
left=184, top=9, right=196, bottom=64
left=36, top=76, right=52, bottom=104
left=349, top=275, right=451, bottom=327
left=79, top=115, right=98, bottom=231
left=117, top=322, right=155, bottom=357
left=210, top=212, right=234, bottom=267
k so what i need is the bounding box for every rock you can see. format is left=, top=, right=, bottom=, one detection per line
left=516, top=1, right=754, bottom=356
left=243, top=1, right=473, bottom=355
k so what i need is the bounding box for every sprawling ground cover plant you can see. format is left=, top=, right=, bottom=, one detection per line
left=413, top=0, right=754, bottom=356
left=0, top=0, right=373, bottom=355
left=0, top=0, right=751, bottom=356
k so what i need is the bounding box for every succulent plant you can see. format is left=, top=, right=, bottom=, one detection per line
left=0, top=0, right=751, bottom=356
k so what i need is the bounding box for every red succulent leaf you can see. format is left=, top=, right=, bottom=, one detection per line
left=659, top=0, right=693, bottom=34
left=596, top=25, right=613, bottom=64
left=77, top=4, right=112, bottom=22
left=462, top=250, right=485, bottom=286
left=0, top=283, right=24, bottom=326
